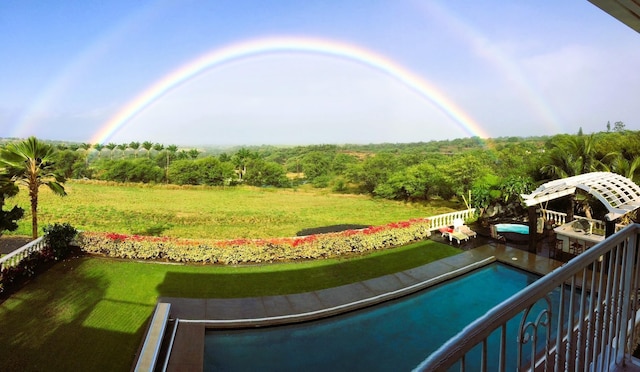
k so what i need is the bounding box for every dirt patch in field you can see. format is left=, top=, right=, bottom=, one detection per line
left=0, top=236, right=33, bottom=254
left=296, top=224, right=371, bottom=236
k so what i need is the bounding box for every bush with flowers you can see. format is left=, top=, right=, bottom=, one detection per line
left=78, top=218, right=432, bottom=264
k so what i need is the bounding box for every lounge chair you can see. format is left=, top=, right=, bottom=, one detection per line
left=448, top=230, right=469, bottom=244
left=458, top=225, right=477, bottom=238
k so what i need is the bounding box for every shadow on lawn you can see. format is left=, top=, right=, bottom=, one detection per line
left=155, top=242, right=463, bottom=299
left=0, top=258, right=151, bottom=371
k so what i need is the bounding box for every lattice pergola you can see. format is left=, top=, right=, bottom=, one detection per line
left=521, top=172, right=640, bottom=221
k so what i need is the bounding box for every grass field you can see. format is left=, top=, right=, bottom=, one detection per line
left=0, top=240, right=461, bottom=371
left=6, top=180, right=462, bottom=239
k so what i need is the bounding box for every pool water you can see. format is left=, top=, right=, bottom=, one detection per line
left=495, top=223, right=530, bottom=234
left=204, top=263, right=547, bottom=371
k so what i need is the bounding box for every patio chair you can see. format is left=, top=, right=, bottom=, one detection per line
left=458, top=225, right=477, bottom=238
left=448, top=230, right=470, bottom=244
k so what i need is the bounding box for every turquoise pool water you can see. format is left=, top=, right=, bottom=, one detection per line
left=204, top=263, right=553, bottom=371
left=496, top=223, right=530, bottom=234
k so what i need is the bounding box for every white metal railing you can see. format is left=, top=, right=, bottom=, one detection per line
left=0, top=237, right=45, bottom=272
left=428, top=209, right=477, bottom=231
left=415, top=224, right=640, bottom=371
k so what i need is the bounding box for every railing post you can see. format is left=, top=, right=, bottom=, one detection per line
left=616, top=232, right=638, bottom=365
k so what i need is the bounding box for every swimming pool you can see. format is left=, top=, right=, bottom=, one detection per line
left=204, top=263, right=549, bottom=371
left=495, top=223, right=529, bottom=234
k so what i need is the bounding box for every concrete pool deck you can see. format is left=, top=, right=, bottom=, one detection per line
left=158, top=243, right=565, bottom=371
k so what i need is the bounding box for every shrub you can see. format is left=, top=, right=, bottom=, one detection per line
left=79, top=218, right=433, bottom=264
left=43, top=223, right=78, bottom=260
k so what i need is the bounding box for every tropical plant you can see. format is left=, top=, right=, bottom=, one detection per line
left=0, top=173, right=24, bottom=237
left=116, top=143, right=128, bottom=158
left=79, top=143, right=92, bottom=166
left=142, top=141, right=153, bottom=158
left=129, top=141, right=141, bottom=158
left=43, top=222, right=78, bottom=260
left=105, top=143, right=117, bottom=160
left=0, top=137, right=67, bottom=238
left=605, top=154, right=640, bottom=183
left=93, top=143, right=104, bottom=158
left=541, top=134, right=612, bottom=179
left=188, top=148, right=200, bottom=159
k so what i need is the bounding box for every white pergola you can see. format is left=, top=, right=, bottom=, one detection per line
left=521, top=172, right=640, bottom=221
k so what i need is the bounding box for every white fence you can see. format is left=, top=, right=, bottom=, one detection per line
left=415, top=224, right=640, bottom=371
left=540, top=209, right=627, bottom=233
left=428, top=209, right=477, bottom=231
left=0, top=237, right=45, bottom=272
left=539, top=208, right=568, bottom=226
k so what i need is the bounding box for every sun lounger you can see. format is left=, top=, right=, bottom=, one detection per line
left=458, top=225, right=477, bottom=238
left=448, top=231, right=469, bottom=244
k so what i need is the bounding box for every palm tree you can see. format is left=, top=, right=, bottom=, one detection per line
left=117, top=143, right=128, bottom=158
left=152, top=143, right=164, bottom=160
left=129, top=141, right=141, bottom=158
left=165, top=145, right=178, bottom=183
left=0, top=137, right=67, bottom=238
left=93, top=143, right=105, bottom=158
left=541, top=134, right=609, bottom=179
left=105, top=143, right=117, bottom=160
left=79, top=143, right=92, bottom=166
left=188, top=148, right=200, bottom=159
left=142, top=141, right=153, bottom=158
left=605, top=154, right=640, bottom=183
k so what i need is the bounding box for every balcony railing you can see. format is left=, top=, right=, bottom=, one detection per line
left=0, top=237, right=45, bottom=272
left=414, top=223, right=640, bottom=371
left=428, top=209, right=477, bottom=231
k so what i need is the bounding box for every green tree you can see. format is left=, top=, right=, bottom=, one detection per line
left=232, top=148, right=256, bottom=180
left=244, top=159, right=289, bottom=187
left=188, top=148, right=200, bottom=160
left=541, top=134, right=614, bottom=179
left=105, top=143, right=117, bottom=160
left=0, top=137, right=67, bottom=238
left=0, top=173, right=24, bottom=237
left=93, top=143, right=104, bottom=158
left=142, top=141, right=153, bottom=158
left=79, top=142, right=92, bottom=166
left=613, top=121, right=626, bottom=132
left=348, top=153, right=399, bottom=194
left=606, top=154, right=640, bottom=183
left=152, top=143, right=164, bottom=158
left=301, top=151, right=332, bottom=182
left=129, top=141, right=141, bottom=158
left=116, top=143, right=128, bottom=158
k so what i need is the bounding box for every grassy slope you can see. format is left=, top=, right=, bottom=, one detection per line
left=0, top=241, right=460, bottom=371
left=5, top=180, right=462, bottom=239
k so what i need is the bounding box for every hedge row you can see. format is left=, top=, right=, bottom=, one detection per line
left=79, top=218, right=432, bottom=264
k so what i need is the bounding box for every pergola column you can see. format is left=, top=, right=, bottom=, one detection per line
left=605, top=220, right=616, bottom=238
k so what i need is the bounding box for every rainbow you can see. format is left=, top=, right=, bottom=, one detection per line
left=91, top=36, right=488, bottom=144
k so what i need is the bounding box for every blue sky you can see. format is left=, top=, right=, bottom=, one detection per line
left=1, top=1, right=639, bottom=146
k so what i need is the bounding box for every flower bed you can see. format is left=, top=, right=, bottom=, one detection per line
left=79, top=218, right=432, bottom=264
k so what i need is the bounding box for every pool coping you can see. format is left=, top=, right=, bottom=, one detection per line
left=158, top=243, right=564, bottom=371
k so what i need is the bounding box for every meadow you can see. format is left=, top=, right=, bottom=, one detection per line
left=6, top=180, right=462, bottom=239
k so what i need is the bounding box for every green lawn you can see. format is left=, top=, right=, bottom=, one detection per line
left=0, top=240, right=460, bottom=371
left=6, top=180, right=462, bottom=239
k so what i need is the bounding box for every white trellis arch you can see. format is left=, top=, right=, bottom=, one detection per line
left=521, top=172, right=640, bottom=221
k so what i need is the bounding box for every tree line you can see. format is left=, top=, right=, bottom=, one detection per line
left=2, top=127, right=639, bottom=237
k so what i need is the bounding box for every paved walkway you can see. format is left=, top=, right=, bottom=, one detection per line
left=157, top=241, right=565, bottom=371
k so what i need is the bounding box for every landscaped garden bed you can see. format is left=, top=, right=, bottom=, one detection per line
left=79, top=218, right=433, bottom=264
